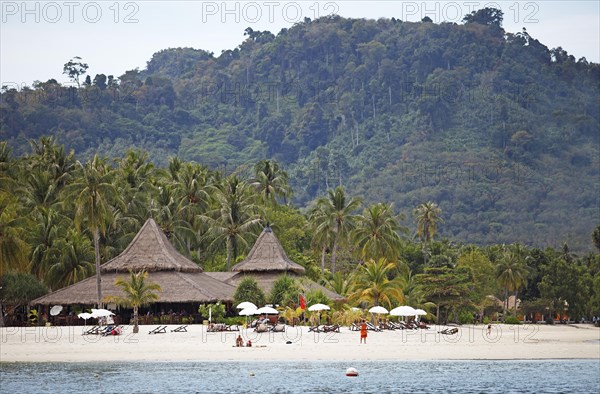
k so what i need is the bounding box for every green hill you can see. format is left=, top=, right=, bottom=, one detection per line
left=1, top=13, right=599, bottom=250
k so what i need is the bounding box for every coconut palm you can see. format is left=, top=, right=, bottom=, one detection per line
left=251, top=159, right=291, bottom=206
left=0, top=192, right=30, bottom=276
left=105, top=270, right=161, bottom=333
left=413, top=201, right=443, bottom=266
left=495, top=246, right=529, bottom=320
left=350, top=258, right=405, bottom=309
left=63, top=154, right=121, bottom=308
left=200, top=175, right=262, bottom=270
left=46, top=229, right=95, bottom=289
left=311, top=186, right=362, bottom=274
left=352, top=202, right=405, bottom=262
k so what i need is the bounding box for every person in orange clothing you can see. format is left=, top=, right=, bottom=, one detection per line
left=360, top=319, right=367, bottom=344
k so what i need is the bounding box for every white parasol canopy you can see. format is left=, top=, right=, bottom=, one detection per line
left=308, top=303, right=330, bottom=312
left=50, top=305, right=63, bottom=316
left=256, top=306, right=279, bottom=315
left=78, top=312, right=93, bottom=320
left=91, top=308, right=115, bottom=318
left=368, top=306, right=389, bottom=314
left=414, top=308, right=427, bottom=316
left=238, top=308, right=257, bottom=316
left=390, top=306, right=417, bottom=316
left=236, top=302, right=257, bottom=310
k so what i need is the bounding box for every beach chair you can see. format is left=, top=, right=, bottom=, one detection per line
left=82, top=325, right=100, bottom=335
left=255, top=323, right=272, bottom=333
left=308, top=325, right=322, bottom=332
left=171, top=325, right=188, bottom=333
left=323, top=324, right=340, bottom=333
left=149, top=325, right=167, bottom=334
left=226, top=324, right=240, bottom=332
left=366, top=322, right=382, bottom=332
left=349, top=323, right=360, bottom=331
left=272, top=324, right=286, bottom=332
left=438, top=327, right=459, bottom=335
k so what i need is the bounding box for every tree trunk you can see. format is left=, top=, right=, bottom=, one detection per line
left=0, top=303, right=4, bottom=327
left=320, top=245, right=326, bottom=274
left=133, top=306, right=139, bottom=333
left=226, top=237, right=232, bottom=271
left=436, top=302, right=440, bottom=324
left=513, top=290, right=519, bottom=318
left=503, top=287, right=508, bottom=322
left=331, top=235, right=339, bottom=274
left=94, top=227, right=102, bottom=308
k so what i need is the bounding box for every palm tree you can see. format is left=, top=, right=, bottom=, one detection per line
left=0, top=192, right=30, bottom=276
left=47, top=229, right=95, bottom=289
left=105, top=270, right=161, bottom=333
left=200, top=175, right=262, bottom=270
left=311, top=186, right=362, bottom=274
left=352, top=203, right=405, bottom=262
left=308, top=203, right=334, bottom=274
left=495, top=247, right=529, bottom=320
left=63, top=154, right=121, bottom=308
left=413, top=201, right=443, bottom=266
left=350, top=258, right=405, bottom=309
left=251, top=159, right=290, bottom=206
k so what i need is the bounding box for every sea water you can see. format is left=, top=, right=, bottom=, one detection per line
left=1, top=360, right=599, bottom=393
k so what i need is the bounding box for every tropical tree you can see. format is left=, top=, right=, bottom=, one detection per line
left=413, top=201, right=443, bottom=266
left=200, top=175, right=262, bottom=270
left=251, top=159, right=290, bottom=206
left=105, top=270, right=161, bottom=333
left=416, top=266, right=473, bottom=323
left=233, top=277, right=266, bottom=308
left=64, top=154, right=121, bottom=308
left=310, top=186, right=362, bottom=274
left=0, top=272, right=48, bottom=327
left=352, top=202, right=404, bottom=262
left=495, top=246, right=529, bottom=319
left=270, top=275, right=300, bottom=307
left=46, top=229, right=95, bottom=289
left=0, top=192, right=30, bottom=276
left=350, top=258, right=405, bottom=309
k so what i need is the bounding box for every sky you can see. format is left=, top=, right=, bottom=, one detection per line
left=1, top=1, right=599, bottom=87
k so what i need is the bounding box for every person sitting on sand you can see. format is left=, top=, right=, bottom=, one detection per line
left=246, top=340, right=252, bottom=347
left=236, top=334, right=244, bottom=347
left=487, top=324, right=492, bottom=335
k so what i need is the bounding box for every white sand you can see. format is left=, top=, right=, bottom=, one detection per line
left=1, top=324, right=599, bottom=362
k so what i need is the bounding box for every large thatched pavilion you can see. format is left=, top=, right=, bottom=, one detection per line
left=206, top=226, right=345, bottom=302
left=32, top=219, right=236, bottom=323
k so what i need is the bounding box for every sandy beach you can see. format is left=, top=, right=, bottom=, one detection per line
left=1, top=324, right=599, bottom=363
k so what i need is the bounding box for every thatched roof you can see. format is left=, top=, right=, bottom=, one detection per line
left=231, top=226, right=305, bottom=274
left=205, top=272, right=346, bottom=302
left=101, top=218, right=202, bottom=273
left=32, top=271, right=235, bottom=305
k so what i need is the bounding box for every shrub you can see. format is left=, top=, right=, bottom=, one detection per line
left=458, top=311, right=475, bottom=325
left=505, top=316, right=521, bottom=325
left=233, top=277, right=266, bottom=307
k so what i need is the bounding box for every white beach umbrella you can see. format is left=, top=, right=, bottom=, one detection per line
left=238, top=308, right=257, bottom=316
left=256, top=306, right=279, bottom=315
left=308, top=303, right=330, bottom=312
left=414, top=309, right=427, bottom=316
left=77, top=312, right=93, bottom=327
left=236, top=302, right=257, bottom=310
left=390, top=306, right=417, bottom=317
left=50, top=305, right=63, bottom=316
left=368, top=306, right=389, bottom=314
left=91, top=308, right=114, bottom=318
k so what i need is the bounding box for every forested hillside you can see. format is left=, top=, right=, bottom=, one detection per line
left=1, top=10, right=599, bottom=250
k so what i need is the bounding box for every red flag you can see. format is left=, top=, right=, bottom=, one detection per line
left=299, top=294, right=306, bottom=310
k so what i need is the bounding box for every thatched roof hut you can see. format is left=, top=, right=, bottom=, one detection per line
left=32, top=219, right=235, bottom=305
left=230, top=226, right=305, bottom=274
left=207, top=226, right=345, bottom=302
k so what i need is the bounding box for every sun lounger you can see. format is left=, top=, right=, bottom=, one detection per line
left=171, top=325, right=188, bottom=332
left=308, top=325, right=321, bottom=332
left=416, top=322, right=430, bottom=329
left=349, top=323, right=360, bottom=331
left=438, top=327, right=459, bottom=335
left=82, top=325, right=100, bottom=335
left=366, top=322, right=382, bottom=332
left=272, top=324, right=286, bottom=332
left=322, top=324, right=340, bottom=333
left=255, top=323, right=272, bottom=333
left=149, top=325, right=167, bottom=334
left=226, top=325, right=239, bottom=331
left=102, top=325, right=123, bottom=336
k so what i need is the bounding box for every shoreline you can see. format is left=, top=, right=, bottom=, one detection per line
left=1, top=324, right=599, bottom=363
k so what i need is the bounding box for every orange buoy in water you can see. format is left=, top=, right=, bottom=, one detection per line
left=346, top=367, right=359, bottom=377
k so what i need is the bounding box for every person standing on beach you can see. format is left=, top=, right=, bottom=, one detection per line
left=360, top=319, right=367, bottom=344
